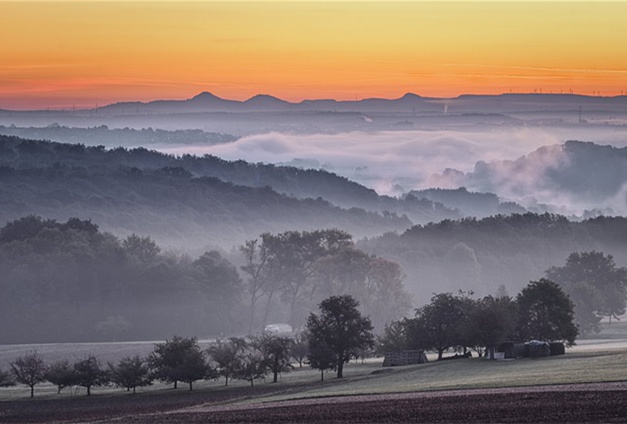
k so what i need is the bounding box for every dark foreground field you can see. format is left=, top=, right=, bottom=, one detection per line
left=2, top=382, right=626, bottom=424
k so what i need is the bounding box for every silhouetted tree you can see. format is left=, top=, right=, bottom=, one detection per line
left=362, top=256, right=411, bottom=330
left=265, top=229, right=353, bottom=326
left=311, top=246, right=369, bottom=303
left=108, top=356, right=152, bottom=394
left=193, top=250, right=242, bottom=331
left=10, top=351, right=46, bottom=398
left=45, top=360, right=76, bottom=394
left=468, top=295, right=517, bottom=359
left=561, top=281, right=604, bottom=335
left=376, top=320, right=410, bottom=355
left=149, top=336, right=207, bottom=390
left=240, top=239, right=272, bottom=333
left=516, top=279, right=578, bottom=346
left=546, top=251, right=627, bottom=331
left=255, top=334, right=292, bottom=383
left=179, top=347, right=214, bottom=391
left=312, top=248, right=411, bottom=331
left=207, top=337, right=247, bottom=386
left=406, top=293, right=467, bottom=360
left=306, top=295, right=374, bottom=378
left=307, top=340, right=336, bottom=381
left=235, top=350, right=268, bottom=387
left=74, top=355, right=108, bottom=396
left=450, top=291, right=478, bottom=355
left=0, top=367, right=15, bottom=387
left=290, top=331, right=309, bottom=368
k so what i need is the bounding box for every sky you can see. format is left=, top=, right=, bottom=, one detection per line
left=1, top=1, right=627, bottom=109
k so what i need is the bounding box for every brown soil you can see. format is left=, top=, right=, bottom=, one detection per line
left=1, top=382, right=626, bottom=423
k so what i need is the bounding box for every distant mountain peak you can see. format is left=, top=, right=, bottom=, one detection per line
left=190, top=91, right=223, bottom=102
left=77, top=91, right=627, bottom=115
left=245, top=94, right=287, bottom=103
left=399, top=92, right=422, bottom=100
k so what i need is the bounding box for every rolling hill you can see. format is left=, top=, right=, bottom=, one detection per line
left=0, top=135, right=433, bottom=249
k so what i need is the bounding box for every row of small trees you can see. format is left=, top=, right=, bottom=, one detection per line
left=378, top=279, right=579, bottom=360
left=0, top=294, right=378, bottom=398
left=0, top=354, right=110, bottom=398
left=0, top=334, right=309, bottom=398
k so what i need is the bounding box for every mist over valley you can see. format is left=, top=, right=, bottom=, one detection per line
left=2, top=93, right=627, bottom=344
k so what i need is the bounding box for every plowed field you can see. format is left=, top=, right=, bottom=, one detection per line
left=2, top=382, right=626, bottom=423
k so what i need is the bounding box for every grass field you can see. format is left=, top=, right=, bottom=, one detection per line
left=1, top=321, right=627, bottom=403
left=1, top=329, right=627, bottom=424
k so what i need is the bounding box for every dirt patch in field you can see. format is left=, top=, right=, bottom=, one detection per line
left=113, top=384, right=627, bottom=424
left=2, top=382, right=626, bottom=424
left=0, top=382, right=315, bottom=424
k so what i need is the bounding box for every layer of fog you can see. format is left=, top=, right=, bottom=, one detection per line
left=158, top=125, right=627, bottom=214
left=161, top=128, right=547, bottom=194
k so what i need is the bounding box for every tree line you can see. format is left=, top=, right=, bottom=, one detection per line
left=0, top=216, right=410, bottom=343
left=378, top=279, right=578, bottom=360
left=0, top=216, right=243, bottom=342
left=358, top=213, right=627, bottom=307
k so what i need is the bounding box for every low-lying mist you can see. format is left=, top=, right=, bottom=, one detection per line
left=158, top=125, right=627, bottom=214
left=161, top=128, right=554, bottom=193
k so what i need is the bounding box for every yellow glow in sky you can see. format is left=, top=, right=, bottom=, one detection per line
left=1, top=1, right=627, bottom=109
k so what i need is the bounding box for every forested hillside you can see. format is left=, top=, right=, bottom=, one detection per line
left=359, top=213, right=627, bottom=305
left=407, top=187, right=527, bottom=218
left=0, top=135, right=460, bottom=247
left=0, top=135, right=421, bottom=249
left=0, top=216, right=242, bottom=343
left=0, top=217, right=410, bottom=343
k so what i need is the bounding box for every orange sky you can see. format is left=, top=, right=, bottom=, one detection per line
left=1, top=1, right=627, bottom=109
